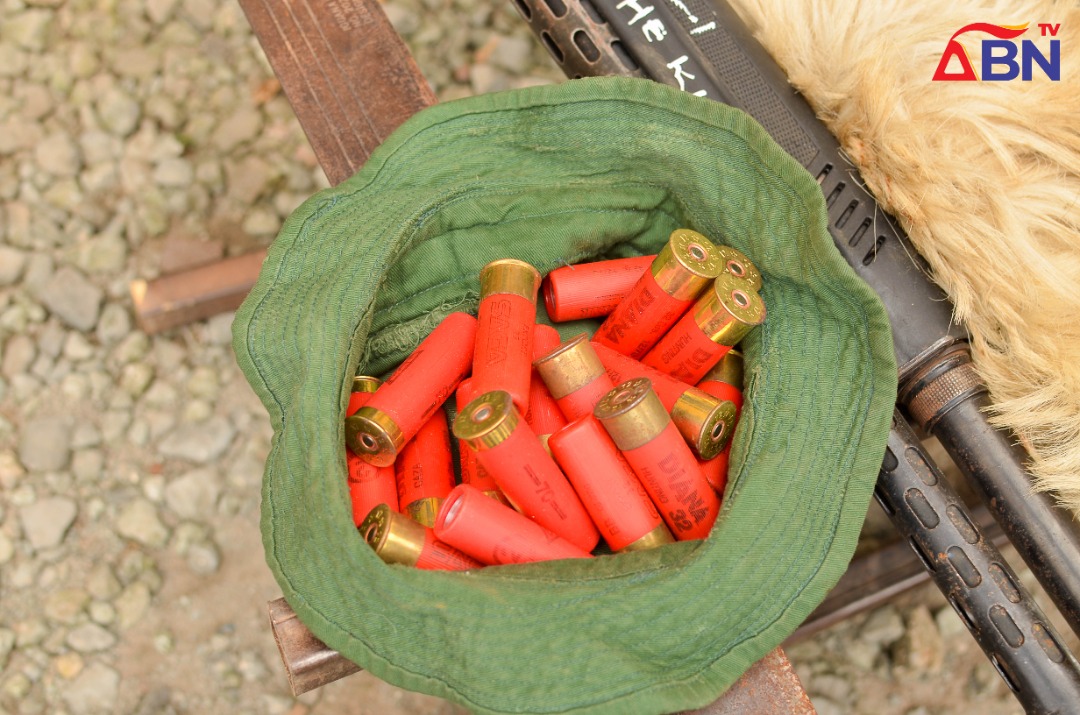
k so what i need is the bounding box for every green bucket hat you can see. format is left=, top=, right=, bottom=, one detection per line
left=233, top=76, right=896, bottom=715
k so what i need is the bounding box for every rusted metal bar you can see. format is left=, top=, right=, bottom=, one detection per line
left=268, top=596, right=813, bottom=712
left=129, top=249, right=268, bottom=335
left=268, top=597, right=361, bottom=696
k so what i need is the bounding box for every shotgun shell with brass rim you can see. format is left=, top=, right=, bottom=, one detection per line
left=524, top=324, right=568, bottom=439
left=696, top=350, right=745, bottom=494
left=455, top=378, right=510, bottom=506
left=454, top=390, right=599, bottom=552
left=345, top=376, right=399, bottom=523
left=472, top=259, right=542, bottom=412
left=594, top=378, right=720, bottom=541
left=346, top=312, right=477, bottom=466
left=593, top=229, right=724, bottom=359
left=534, top=333, right=616, bottom=422
left=714, top=246, right=762, bottom=291
left=394, top=411, right=456, bottom=527
left=591, top=341, right=736, bottom=459
left=435, top=484, right=593, bottom=565
left=542, top=254, right=655, bottom=322
left=359, top=504, right=482, bottom=571
left=642, top=273, right=765, bottom=384
left=548, top=416, right=673, bottom=552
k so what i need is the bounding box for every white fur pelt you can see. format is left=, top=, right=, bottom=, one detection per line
left=725, top=0, right=1080, bottom=515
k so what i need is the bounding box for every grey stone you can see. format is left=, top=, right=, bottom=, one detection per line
left=95, top=303, right=131, bottom=345
left=120, top=362, right=155, bottom=397
left=73, top=233, right=127, bottom=274
left=164, top=468, right=221, bottom=519
left=63, top=332, right=96, bottom=362
left=44, top=588, right=90, bottom=624
left=96, top=87, right=141, bottom=137
left=153, top=157, right=193, bottom=187
left=86, top=563, right=121, bottom=600
left=895, top=605, right=945, bottom=672
left=204, top=311, right=235, bottom=346
left=66, top=623, right=117, bottom=653
left=62, top=662, right=119, bottom=715
left=859, top=604, right=906, bottom=648
left=0, top=628, right=14, bottom=670
left=211, top=108, right=262, bottom=152
left=147, top=0, right=180, bottom=25
left=186, top=541, right=221, bottom=574
left=18, top=497, right=78, bottom=550
left=0, top=246, right=27, bottom=286
left=18, top=415, right=72, bottom=472
left=115, top=581, right=152, bottom=629
left=34, top=133, right=81, bottom=178
left=0, top=43, right=29, bottom=78
left=115, top=498, right=169, bottom=548
left=72, top=449, right=104, bottom=482
left=0, top=531, right=13, bottom=565
left=488, top=35, right=533, bottom=74
left=224, top=155, right=274, bottom=204
left=2, top=9, right=54, bottom=52
left=2, top=333, right=37, bottom=378
left=38, top=266, right=103, bottom=331
left=241, top=207, right=279, bottom=237
left=158, top=416, right=236, bottom=463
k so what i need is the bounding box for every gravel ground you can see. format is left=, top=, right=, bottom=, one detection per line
left=0, top=1, right=1075, bottom=714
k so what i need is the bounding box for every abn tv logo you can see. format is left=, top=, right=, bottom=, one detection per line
left=933, top=22, right=1061, bottom=81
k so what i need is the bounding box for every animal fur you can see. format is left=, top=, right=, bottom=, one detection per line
left=726, top=0, right=1080, bottom=516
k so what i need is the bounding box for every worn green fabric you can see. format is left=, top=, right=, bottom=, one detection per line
left=233, top=76, right=896, bottom=715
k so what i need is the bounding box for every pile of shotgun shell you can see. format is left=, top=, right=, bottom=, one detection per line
left=344, top=228, right=765, bottom=570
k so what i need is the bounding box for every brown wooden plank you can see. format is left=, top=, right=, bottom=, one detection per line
left=238, top=0, right=436, bottom=185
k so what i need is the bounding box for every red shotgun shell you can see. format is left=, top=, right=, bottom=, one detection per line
left=472, top=259, right=542, bottom=412
left=696, top=350, right=745, bottom=494
left=346, top=376, right=399, bottom=524
left=455, top=378, right=509, bottom=506
left=642, top=273, right=765, bottom=384
left=525, top=324, right=568, bottom=438
left=548, top=416, right=674, bottom=552
left=434, top=484, right=593, bottom=565
left=590, top=341, right=736, bottom=460
left=359, top=504, right=482, bottom=571
left=594, top=378, right=720, bottom=541
left=395, top=411, right=457, bottom=527
left=534, top=333, right=616, bottom=422
left=593, top=229, right=724, bottom=358
left=453, top=390, right=600, bottom=552
left=345, top=312, right=477, bottom=466
left=542, top=255, right=655, bottom=322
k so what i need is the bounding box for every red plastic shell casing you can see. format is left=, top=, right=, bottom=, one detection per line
left=359, top=504, right=481, bottom=571
left=548, top=416, right=673, bottom=552
left=642, top=274, right=764, bottom=384
left=345, top=383, right=399, bottom=525
left=434, top=484, right=593, bottom=565
left=413, top=528, right=484, bottom=570
left=395, top=411, right=457, bottom=527
left=525, top=324, right=569, bottom=437
left=534, top=334, right=616, bottom=422
left=618, top=423, right=720, bottom=541
left=454, top=391, right=600, bottom=552
left=542, top=255, right=654, bottom=322
left=472, top=259, right=541, bottom=412
left=594, top=379, right=720, bottom=541
left=345, top=312, right=477, bottom=466
left=591, top=341, right=694, bottom=409
left=592, top=229, right=725, bottom=358
left=592, top=269, right=696, bottom=359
